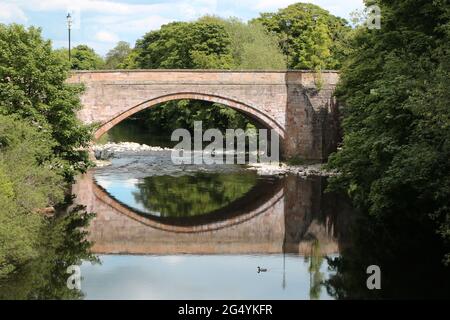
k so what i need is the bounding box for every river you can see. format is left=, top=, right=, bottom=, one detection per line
left=74, top=168, right=354, bottom=299
left=68, top=120, right=355, bottom=299
left=66, top=121, right=450, bottom=300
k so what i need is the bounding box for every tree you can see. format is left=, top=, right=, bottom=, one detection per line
left=54, top=45, right=105, bottom=70
left=104, top=41, right=132, bottom=69
left=70, top=45, right=105, bottom=70
left=118, top=49, right=139, bottom=69
left=134, top=21, right=233, bottom=69
left=327, top=0, right=450, bottom=266
left=198, top=16, right=286, bottom=70
left=0, top=115, right=64, bottom=278
left=0, top=25, right=95, bottom=283
left=253, top=2, right=351, bottom=70
left=0, top=24, right=93, bottom=179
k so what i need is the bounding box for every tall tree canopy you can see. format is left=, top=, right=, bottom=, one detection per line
left=129, top=16, right=286, bottom=70
left=55, top=44, right=105, bottom=70
left=197, top=16, right=286, bottom=70
left=0, top=24, right=92, bottom=178
left=0, top=24, right=94, bottom=282
left=253, top=2, right=351, bottom=70
left=0, top=115, right=63, bottom=277
left=134, top=21, right=233, bottom=69
left=70, top=44, right=105, bottom=70
left=104, top=41, right=132, bottom=69
left=327, top=0, right=450, bottom=283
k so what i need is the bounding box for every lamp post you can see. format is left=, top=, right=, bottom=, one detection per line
left=66, top=13, right=72, bottom=62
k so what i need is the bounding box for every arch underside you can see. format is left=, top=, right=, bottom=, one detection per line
left=94, top=92, right=286, bottom=140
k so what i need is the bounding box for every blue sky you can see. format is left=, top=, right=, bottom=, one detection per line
left=0, top=0, right=364, bottom=56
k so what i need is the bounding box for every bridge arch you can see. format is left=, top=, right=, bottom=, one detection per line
left=94, top=92, right=286, bottom=140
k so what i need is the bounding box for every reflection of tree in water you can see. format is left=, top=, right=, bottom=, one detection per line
left=304, top=239, right=324, bottom=300
left=132, top=172, right=257, bottom=217
left=0, top=205, right=97, bottom=299
left=325, top=212, right=450, bottom=299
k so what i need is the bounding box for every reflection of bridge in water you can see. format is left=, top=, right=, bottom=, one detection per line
left=73, top=172, right=353, bottom=256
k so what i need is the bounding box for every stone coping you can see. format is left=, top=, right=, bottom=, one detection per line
left=70, top=69, right=339, bottom=74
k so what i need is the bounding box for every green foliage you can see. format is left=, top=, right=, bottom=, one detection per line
left=286, top=156, right=307, bottom=166
left=119, top=49, right=139, bottom=69
left=105, top=41, right=132, bottom=69
left=138, top=99, right=257, bottom=135
left=253, top=2, right=351, bottom=71
left=56, top=44, right=105, bottom=70
left=0, top=24, right=93, bottom=178
left=0, top=25, right=95, bottom=279
left=132, top=172, right=257, bottom=217
left=0, top=115, right=65, bottom=278
left=326, top=0, right=450, bottom=264
left=73, top=44, right=104, bottom=70
left=134, top=21, right=233, bottom=69
left=0, top=116, right=95, bottom=288
left=0, top=116, right=96, bottom=290
left=197, top=16, right=286, bottom=70
left=0, top=206, right=97, bottom=299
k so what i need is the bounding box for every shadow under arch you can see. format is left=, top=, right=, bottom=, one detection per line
left=92, top=174, right=284, bottom=234
left=93, top=92, right=286, bottom=140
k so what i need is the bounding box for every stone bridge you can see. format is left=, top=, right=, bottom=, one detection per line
left=68, top=70, right=340, bottom=160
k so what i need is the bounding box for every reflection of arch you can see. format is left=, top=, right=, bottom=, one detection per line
left=92, top=175, right=284, bottom=234
left=94, top=92, right=286, bottom=140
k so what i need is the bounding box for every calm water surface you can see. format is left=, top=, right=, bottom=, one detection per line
left=71, top=128, right=353, bottom=299
left=81, top=254, right=337, bottom=300
left=77, top=167, right=345, bottom=300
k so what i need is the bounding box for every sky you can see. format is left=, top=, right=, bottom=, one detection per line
left=0, top=0, right=365, bottom=56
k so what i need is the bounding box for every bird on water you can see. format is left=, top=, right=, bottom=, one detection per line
left=257, top=267, right=268, bottom=273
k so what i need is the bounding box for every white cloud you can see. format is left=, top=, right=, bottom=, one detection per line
left=0, top=2, right=27, bottom=23
left=86, top=15, right=172, bottom=34
left=254, top=0, right=298, bottom=11
left=95, top=30, right=119, bottom=43
left=9, top=0, right=218, bottom=17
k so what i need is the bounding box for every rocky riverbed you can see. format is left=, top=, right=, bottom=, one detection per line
left=92, top=142, right=335, bottom=177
